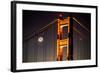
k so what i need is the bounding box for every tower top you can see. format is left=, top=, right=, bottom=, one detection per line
left=59, top=14, right=63, bottom=20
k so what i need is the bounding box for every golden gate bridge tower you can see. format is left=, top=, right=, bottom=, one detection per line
left=23, top=13, right=90, bottom=62
left=57, top=14, right=73, bottom=61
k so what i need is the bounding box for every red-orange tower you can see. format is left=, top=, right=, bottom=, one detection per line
left=57, top=15, right=73, bottom=61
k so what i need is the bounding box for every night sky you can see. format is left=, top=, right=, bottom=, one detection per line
left=23, top=10, right=91, bottom=62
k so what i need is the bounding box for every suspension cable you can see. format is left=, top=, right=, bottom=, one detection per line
left=73, top=27, right=85, bottom=38
left=24, top=19, right=57, bottom=41
left=72, top=17, right=89, bottom=32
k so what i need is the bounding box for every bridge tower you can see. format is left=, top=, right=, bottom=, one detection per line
left=57, top=14, right=73, bottom=61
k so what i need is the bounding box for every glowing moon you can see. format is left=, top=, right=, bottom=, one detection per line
left=38, top=37, right=43, bottom=42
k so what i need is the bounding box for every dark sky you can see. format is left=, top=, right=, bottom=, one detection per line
left=23, top=10, right=91, bottom=62
left=23, top=10, right=90, bottom=37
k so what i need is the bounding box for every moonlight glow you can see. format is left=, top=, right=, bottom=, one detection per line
left=38, top=37, right=43, bottom=42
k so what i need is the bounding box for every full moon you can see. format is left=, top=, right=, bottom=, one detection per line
left=38, top=37, right=43, bottom=42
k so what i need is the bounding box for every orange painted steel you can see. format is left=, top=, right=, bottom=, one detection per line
left=57, top=16, right=71, bottom=61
